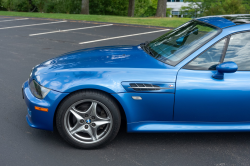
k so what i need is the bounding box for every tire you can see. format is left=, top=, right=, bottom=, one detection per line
left=56, top=90, right=121, bottom=149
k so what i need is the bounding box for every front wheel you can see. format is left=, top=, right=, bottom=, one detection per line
left=56, top=90, right=121, bottom=149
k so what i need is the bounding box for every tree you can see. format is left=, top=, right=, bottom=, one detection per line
left=32, top=0, right=46, bottom=12
left=128, top=0, right=135, bottom=17
left=89, top=0, right=128, bottom=16
left=81, top=0, right=89, bottom=14
left=182, top=0, right=247, bottom=17
left=155, top=0, right=167, bottom=17
left=204, top=0, right=245, bottom=16
left=134, top=0, right=158, bottom=17
left=243, top=0, right=250, bottom=14
left=181, top=0, right=217, bottom=18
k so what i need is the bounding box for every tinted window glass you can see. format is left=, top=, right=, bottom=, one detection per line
left=224, top=32, right=250, bottom=70
left=147, top=20, right=219, bottom=66
left=184, top=39, right=226, bottom=70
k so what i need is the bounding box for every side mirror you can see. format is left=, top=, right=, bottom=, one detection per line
left=212, top=61, right=238, bottom=79
left=176, top=36, right=185, bottom=45
left=176, top=27, right=198, bottom=45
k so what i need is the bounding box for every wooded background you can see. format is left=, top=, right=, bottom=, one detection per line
left=0, top=0, right=249, bottom=18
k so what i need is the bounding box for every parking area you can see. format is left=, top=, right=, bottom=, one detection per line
left=1, top=16, right=250, bottom=166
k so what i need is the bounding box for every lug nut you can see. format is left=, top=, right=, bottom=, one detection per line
left=85, top=114, right=88, bottom=117
left=92, top=123, right=96, bottom=127
left=80, top=119, right=84, bottom=123
left=91, top=116, right=95, bottom=119
left=85, top=125, right=88, bottom=129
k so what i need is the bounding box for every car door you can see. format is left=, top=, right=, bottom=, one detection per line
left=174, top=31, right=250, bottom=122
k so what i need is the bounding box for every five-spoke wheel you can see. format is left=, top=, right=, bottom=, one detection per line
left=56, top=90, right=121, bottom=149
left=64, top=100, right=112, bottom=143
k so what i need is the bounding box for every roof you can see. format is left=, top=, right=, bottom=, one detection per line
left=196, top=14, right=250, bottom=28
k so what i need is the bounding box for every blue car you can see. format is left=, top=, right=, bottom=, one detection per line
left=23, top=14, right=250, bottom=149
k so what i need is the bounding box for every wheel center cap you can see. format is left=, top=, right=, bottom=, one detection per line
left=86, top=119, right=91, bottom=124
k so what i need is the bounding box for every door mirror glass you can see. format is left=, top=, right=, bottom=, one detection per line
left=212, top=61, right=238, bottom=79
left=176, top=36, right=185, bottom=45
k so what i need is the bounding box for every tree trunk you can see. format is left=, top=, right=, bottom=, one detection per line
left=155, top=0, right=167, bottom=17
left=81, top=0, right=89, bottom=15
left=128, top=0, right=135, bottom=17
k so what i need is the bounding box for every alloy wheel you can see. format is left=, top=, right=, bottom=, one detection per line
left=64, top=99, right=113, bottom=144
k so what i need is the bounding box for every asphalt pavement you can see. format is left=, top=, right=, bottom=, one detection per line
left=0, top=16, right=249, bottom=166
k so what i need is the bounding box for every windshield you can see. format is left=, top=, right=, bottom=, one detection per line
left=146, top=20, right=220, bottom=66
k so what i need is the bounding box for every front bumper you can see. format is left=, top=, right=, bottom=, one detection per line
left=23, top=81, right=68, bottom=131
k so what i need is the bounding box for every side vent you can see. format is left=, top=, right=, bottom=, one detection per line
left=129, top=83, right=161, bottom=91
left=121, top=82, right=175, bottom=93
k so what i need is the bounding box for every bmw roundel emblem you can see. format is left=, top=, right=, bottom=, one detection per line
left=86, top=119, right=91, bottom=124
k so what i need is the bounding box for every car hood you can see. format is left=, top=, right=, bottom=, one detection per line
left=32, top=45, right=177, bottom=93
left=38, top=45, right=168, bottom=69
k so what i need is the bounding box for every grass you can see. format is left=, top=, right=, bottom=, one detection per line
left=0, top=11, right=191, bottom=28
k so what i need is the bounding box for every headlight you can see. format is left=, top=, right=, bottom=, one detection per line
left=29, top=80, right=50, bottom=99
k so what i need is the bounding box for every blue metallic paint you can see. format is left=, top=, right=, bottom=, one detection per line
left=174, top=69, right=250, bottom=122
left=31, top=45, right=177, bottom=93
left=196, top=16, right=236, bottom=28
left=23, top=16, right=250, bottom=133
left=128, top=122, right=250, bottom=132
left=23, top=81, right=68, bottom=131
left=112, top=93, right=174, bottom=123
left=213, top=61, right=238, bottom=79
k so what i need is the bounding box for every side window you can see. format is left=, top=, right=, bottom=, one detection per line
left=183, top=39, right=226, bottom=70
left=224, top=32, right=250, bottom=71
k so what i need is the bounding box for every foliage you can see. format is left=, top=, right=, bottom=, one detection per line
left=57, top=0, right=81, bottom=14
left=0, top=0, right=249, bottom=18
left=0, top=0, right=178, bottom=17
left=2, top=0, right=15, bottom=11
left=242, top=0, right=250, bottom=14
left=1, top=0, right=129, bottom=15
left=32, top=0, right=82, bottom=14
left=0, top=0, right=4, bottom=10
left=15, top=0, right=31, bottom=12
left=135, top=0, right=170, bottom=17
left=134, top=0, right=152, bottom=17
left=180, top=0, right=216, bottom=18
left=204, top=0, right=245, bottom=15
left=89, top=0, right=128, bottom=16
left=181, top=0, right=247, bottom=17
left=166, top=8, right=171, bottom=17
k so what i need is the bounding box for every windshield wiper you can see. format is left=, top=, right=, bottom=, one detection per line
left=140, top=41, right=155, bottom=57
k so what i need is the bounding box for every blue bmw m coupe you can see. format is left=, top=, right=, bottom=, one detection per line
left=23, top=14, right=250, bottom=149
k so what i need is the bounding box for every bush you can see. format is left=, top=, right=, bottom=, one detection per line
left=1, top=0, right=31, bottom=12
left=90, top=0, right=128, bottom=16
left=15, top=0, right=31, bottom=12
left=2, top=0, right=14, bottom=11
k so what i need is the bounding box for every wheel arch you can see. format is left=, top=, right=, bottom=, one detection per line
left=53, top=88, right=127, bottom=130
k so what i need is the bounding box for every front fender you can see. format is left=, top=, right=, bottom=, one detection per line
left=33, top=68, right=178, bottom=93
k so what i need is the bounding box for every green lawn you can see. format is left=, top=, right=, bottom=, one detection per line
left=0, top=11, right=191, bottom=28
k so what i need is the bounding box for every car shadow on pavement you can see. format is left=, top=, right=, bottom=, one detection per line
left=27, top=120, right=250, bottom=151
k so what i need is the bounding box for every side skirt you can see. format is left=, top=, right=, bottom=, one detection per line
left=127, top=121, right=250, bottom=132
